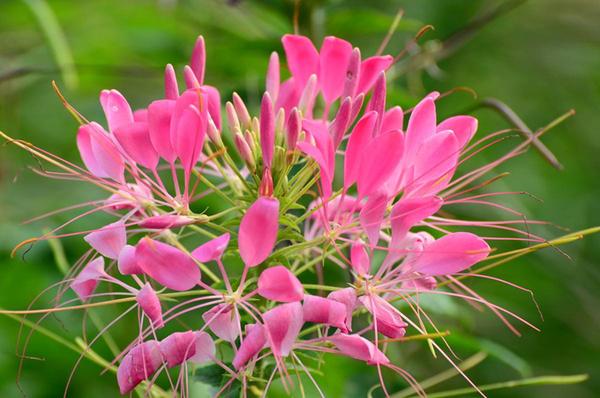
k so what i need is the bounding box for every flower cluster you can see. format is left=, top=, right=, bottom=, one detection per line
left=8, top=34, right=548, bottom=397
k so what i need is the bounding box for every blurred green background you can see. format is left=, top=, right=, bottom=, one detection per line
left=1, top=0, right=599, bottom=397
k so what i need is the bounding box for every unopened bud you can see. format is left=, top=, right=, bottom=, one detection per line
left=226, top=101, right=240, bottom=132
left=234, top=132, right=255, bottom=172
left=232, top=92, right=251, bottom=129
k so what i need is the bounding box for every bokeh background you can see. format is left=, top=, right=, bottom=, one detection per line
left=1, top=0, right=599, bottom=397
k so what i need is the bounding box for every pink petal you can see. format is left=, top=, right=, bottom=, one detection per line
left=409, top=130, right=459, bottom=196
left=238, top=197, right=279, bottom=268
left=367, top=73, right=386, bottom=135
left=437, top=115, right=478, bottom=148
left=189, top=331, right=215, bottom=364
left=233, top=324, right=267, bottom=370
left=133, top=109, right=148, bottom=123
left=411, top=232, right=490, bottom=276
left=344, top=111, right=377, bottom=190
left=330, top=96, right=352, bottom=148
left=356, top=55, right=393, bottom=95
left=137, top=283, right=164, bottom=328
left=190, top=35, right=206, bottom=85
left=84, top=221, right=126, bottom=260
left=319, top=36, right=352, bottom=104
left=139, top=215, right=195, bottom=230
left=356, top=130, right=404, bottom=199
left=117, top=340, right=163, bottom=394
left=77, top=122, right=125, bottom=181
left=203, top=85, right=222, bottom=131
left=159, top=331, right=196, bottom=368
left=100, top=89, right=134, bottom=133
left=113, top=122, right=159, bottom=170
left=359, top=192, right=388, bottom=246
left=71, top=257, right=105, bottom=301
left=328, top=333, right=389, bottom=365
left=342, top=47, right=361, bottom=98
left=282, top=34, right=319, bottom=89
left=192, top=233, right=230, bottom=263
left=275, top=78, right=301, bottom=116
left=328, top=287, right=357, bottom=332
left=202, top=303, right=240, bottom=343
left=385, top=196, right=443, bottom=267
left=404, top=97, right=436, bottom=162
left=172, top=104, right=206, bottom=177
left=381, top=106, right=404, bottom=134
left=350, top=241, right=371, bottom=276
left=118, top=244, right=143, bottom=275
left=263, top=302, right=304, bottom=357
left=258, top=265, right=304, bottom=302
left=260, top=92, right=275, bottom=168
left=390, top=196, right=443, bottom=243
left=135, top=237, right=200, bottom=291
left=147, top=99, right=177, bottom=163
left=359, top=295, right=407, bottom=339
left=302, top=294, right=348, bottom=332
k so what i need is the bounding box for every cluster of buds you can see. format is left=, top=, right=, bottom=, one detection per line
left=5, top=33, right=552, bottom=397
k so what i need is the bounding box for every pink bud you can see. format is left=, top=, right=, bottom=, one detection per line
left=190, top=35, right=206, bottom=85
left=238, top=197, right=279, bottom=268
left=260, top=92, right=275, bottom=169
left=202, top=303, right=240, bottom=342
left=184, top=65, right=201, bottom=89
left=286, top=107, right=300, bottom=150
left=192, top=233, right=230, bottom=263
left=232, top=92, right=251, bottom=128
left=135, top=237, right=200, bottom=291
left=71, top=257, right=106, bottom=301
left=234, top=132, right=255, bottom=171
left=263, top=302, right=303, bottom=357
left=266, top=51, right=280, bottom=102
left=136, top=283, right=164, bottom=328
left=225, top=101, right=240, bottom=132
left=302, top=294, right=348, bottom=332
left=258, top=265, right=304, bottom=302
left=84, top=221, right=126, bottom=260
left=117, top=340, right=163, bottom=394
left=164, top=64, right=179, bottom=100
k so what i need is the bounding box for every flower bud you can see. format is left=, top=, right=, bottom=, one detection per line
left=232, top=92, right=251, bottom=128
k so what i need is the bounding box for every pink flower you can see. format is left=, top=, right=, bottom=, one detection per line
left=159, top=331, right=197, bottom=368
left=191, top=233, right=230, bottom=263
left=84, top=221, right=126, bottom=260
left=360, top=295, right=408, bottom=339
left=233, top=323, right=267, bottom=370
left=136, top=283, right=164, bottom=328
left=302, top=294, right=348, bottom=332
